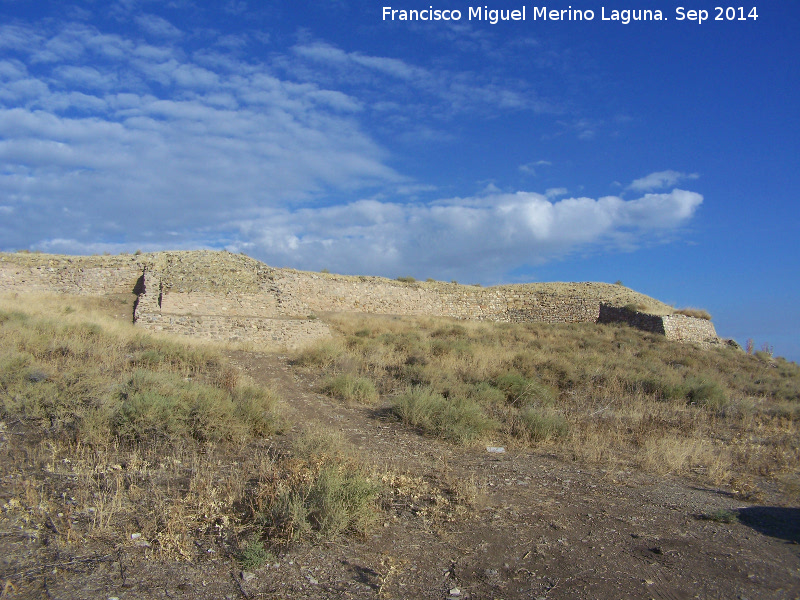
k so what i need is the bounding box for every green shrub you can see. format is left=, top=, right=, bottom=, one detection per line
left=391, top=385, right=442, bottom=429
left=629, top=371, right=684, bottom=401
left=699, top=509, right=738, bottom=524
left=466, top=382, right=506, bottom=407
left=391, top=385, right=497, bottom=443
left=493, top=373, right=556, bottom=407
left=233, top=384, right=281, bottom=436
left=682, top=377, right=727, bottom=409
left=517, top=407, right=569, bottom=443
left=430, top=338, right=473, bottom=358
left=111, top=369, right=278, bottom=444
left=238, top=538, right=273, bottom=570
left=265, top=464, right=380, bottom=541
left=396, top=276, right=416, bottom=283
left=293, top=341, right=345, bottom=368
left=321, top=374, right=379, bottom=405
left=293, top=426, right=347, bottom=460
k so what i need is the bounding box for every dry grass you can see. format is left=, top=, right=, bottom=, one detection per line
left=240, top=425, right=382, bottom=549
left=0, top=292, right=384, bottom=564
left=674, top=307, right=713, bottom=320
left=294, top=313, right=800, bottom=491
left=321, top=373, right=379, bottom=405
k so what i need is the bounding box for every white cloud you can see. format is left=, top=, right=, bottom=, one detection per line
left=223, top=189, right=703, bottom=280
left=628, top=170, right=699, bottom=192
left=53, top=65, right=118, bottom=90
left=0, top=22, right=404, bottom=252
left=545, top=187, right=568, bottom=198
left=0, top=19, right=705, bottom=284
left=135, top=14, right=182, bottom=39
left=285, top=40, right=549, bottom=119
left=519, top=160, right=551, bottom=175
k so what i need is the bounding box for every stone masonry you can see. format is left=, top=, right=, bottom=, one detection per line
left=0, top=251, right=718, bottom=348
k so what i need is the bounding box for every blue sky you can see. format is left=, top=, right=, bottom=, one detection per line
left=1, top=1, right=798, bottom=360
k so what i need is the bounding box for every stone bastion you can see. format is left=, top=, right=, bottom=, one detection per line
left=0, top=251, right=719, bottom=348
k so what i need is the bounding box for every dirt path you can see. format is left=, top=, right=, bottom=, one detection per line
left=227, top=350, right=800, bottom=600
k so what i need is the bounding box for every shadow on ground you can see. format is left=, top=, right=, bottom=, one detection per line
left=737, top=506, right=800, bottom=544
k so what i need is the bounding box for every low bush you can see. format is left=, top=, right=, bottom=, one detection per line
left=265, top=464, right=380, bottom=541
left=259, top=430, right=381, bottom=543
left=682, top=377, right=728, bottom=409
left=392, top=385, right=498, bottom=443
left=0, top=307, right=281, bottom=446
left=292, top=340, right=345, bottom=368
left=238, top=538, right=273, bottom=570
left=493, top=373, right=556, bottom=407
left=699, top=509, right=738, bottom=524
left=321, top=374, right=379, bottom=405
left=516, top=407, right=569, bottom=443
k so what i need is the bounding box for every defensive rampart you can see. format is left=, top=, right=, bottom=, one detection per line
left=0, top=251, right=718, bottom=347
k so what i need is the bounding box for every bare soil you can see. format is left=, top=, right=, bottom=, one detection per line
left=2, top=349, right=799, bottom=599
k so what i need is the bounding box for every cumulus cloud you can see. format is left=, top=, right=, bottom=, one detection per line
left=227, top=189, right=703, bottom=280
left=545, top=187, right=568, bottom=198
left=628, top=170, right=700, bottom=192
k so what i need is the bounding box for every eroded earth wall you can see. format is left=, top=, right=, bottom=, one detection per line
left=0, top=251, right=718, bottom=347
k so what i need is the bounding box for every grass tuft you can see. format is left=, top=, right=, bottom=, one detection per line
left=238, top=538, right=274, bottom=570
left=493, top=373, right=556, bottom=407
left=259, top=428, right=381, bottom=543
left=698, top=509, right=738, bottom=524
left=516, top=407, right=569, bottom=443
left=304, top=312, right=800, bottom=484
left=321, top=374, right=379, bottom=405
left=675, top=307, right=713, bottom=320
left=391, top=385, right=498, bottom=444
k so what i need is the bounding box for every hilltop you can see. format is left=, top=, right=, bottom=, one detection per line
left=1, top=250, right=716, bottom=349
left=1, top=249, right=674, bottom=307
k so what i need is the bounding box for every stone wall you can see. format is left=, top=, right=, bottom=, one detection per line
left=0, top=257, right=142, bottom=296
left=135, top=312, right=331, bottom=348
left=598, top=304, right=718, bottom=345
left=661, top=314, right=719, bottom=344
left=0, top=251, right=719, bottom=348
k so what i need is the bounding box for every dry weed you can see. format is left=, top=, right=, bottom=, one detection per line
left=296, top=313, right=800, bottom=487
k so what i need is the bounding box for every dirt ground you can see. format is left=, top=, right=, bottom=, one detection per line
left=2, top=350, right=799, bottom=599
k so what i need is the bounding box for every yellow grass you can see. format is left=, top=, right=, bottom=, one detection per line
left=294, top=313, right=800, bottom=493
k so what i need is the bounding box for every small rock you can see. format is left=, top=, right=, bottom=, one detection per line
left=130, top=533, right=142, bottom=540
left=306, top=574, right=319, bottom=585
left=486, top=446, right=505, bottom=454
left=449, top=587, right=461, bottom=596
left=241, top=571, right=255, bottom=583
